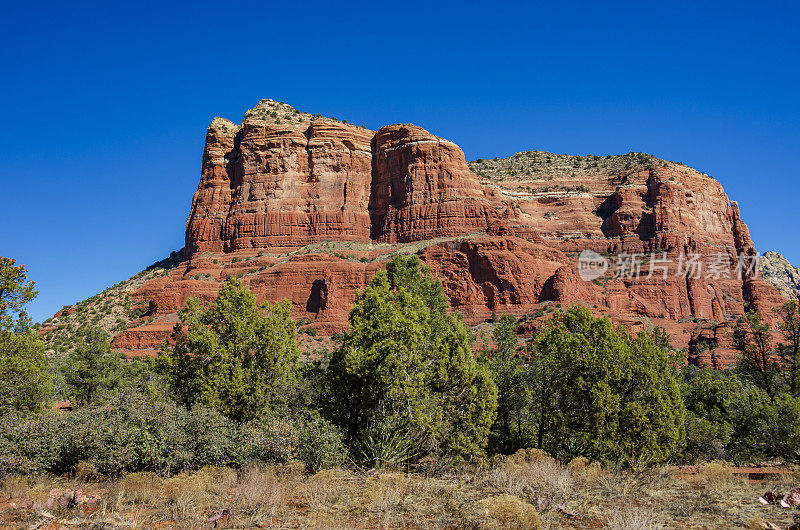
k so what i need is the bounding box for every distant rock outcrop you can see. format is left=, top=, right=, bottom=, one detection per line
left=760, top=251, right=800, bottom=301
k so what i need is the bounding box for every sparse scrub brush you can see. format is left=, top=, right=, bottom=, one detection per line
left=485, top=494, right=542, bottom=529
left=73, top=460, right=100, bottom=481
left=567, top=456, right=589, bottom=473
left=231, top=465, right=286, bottom=519
left=603, top=505, right=659, bottom=529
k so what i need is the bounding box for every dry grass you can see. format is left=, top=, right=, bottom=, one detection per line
left=698, top=460, right=734, bottom=482
left=167, top=488, right=208, bottom=521
left=598, top=463, right=672, bottom=498
left=777, top=466, right=800, bottom=485
left=162, top=467, right=238, bottom=522
left=697, top=460, right=747, bottom=499
left=119, top=471, right=163, bottom=504
left=302, top=472, right=339, bottom=510
left=0, top=460, right=798, bottom=528
left=163, top=465, right=237, bottom=500
left=486, top=458, right=573, bottom=500
left=585, top=461, right=604, bottom=482
left=230, top=464, right=286, bottom=520
left=1, top=475, right=31, bottom=499
left=604, top=505, right=659, bottom=529
left=366, top=472, right=412, bottom=527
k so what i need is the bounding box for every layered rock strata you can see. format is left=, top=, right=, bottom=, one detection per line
left=99, top=99, right=791, bottom=366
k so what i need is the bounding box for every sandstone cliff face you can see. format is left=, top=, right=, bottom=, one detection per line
left=184, top=101, right=497, bottom=257
left=369, top=124, right=499, bottom=242
left=103, top=100, right=794, bottom=366
left=185, top=101, right=375, bottom=255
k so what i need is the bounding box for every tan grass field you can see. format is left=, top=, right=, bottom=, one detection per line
left=0, top=458, right=797, bottom=529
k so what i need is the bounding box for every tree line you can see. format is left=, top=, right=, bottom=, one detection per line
left=2, top=255, right=800, bottom=476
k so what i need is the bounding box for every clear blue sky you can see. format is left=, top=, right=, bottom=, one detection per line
left=1, top=1, right=798, bottom=323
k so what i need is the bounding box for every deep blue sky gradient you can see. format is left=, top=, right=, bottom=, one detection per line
left=1, top=0, right=798, bottom=322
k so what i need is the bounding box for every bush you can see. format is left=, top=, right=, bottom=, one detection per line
left=239, top=412, right=346, bottom=473
left=159, top=278, right=299, bottom=422
left=86, top=393, right=234, bottom=476
left=0, top=392, right=241, bottom=476
left=681, top=367, right=737, bottom=461
left=682, top=366, right=777, bottom=463
left=239, top=413, right=298, bottom=465
left=504, top=448, right=554, bottom=466
left=566, top=456, right=589, bottom=473
left=0, top=410, right=71, bottom=474
left=765, top=394, right=800, bottom=462
left=485, top=494, right=542, bottom=529
left=482, top=315, right=530, bottom=454
left=73, top=460, right=100, bottom=481
left=61, top=327, right=125, bottom=406
left=159, top=404, right=240, bottom=473
left=0, top=330, right=52, bottom=414
left=296, top=413, right=346, bottom=474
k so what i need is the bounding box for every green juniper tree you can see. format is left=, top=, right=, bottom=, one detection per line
left=776, top=301, right=800, bottom=396
left=159, top=277, right=299, bottom=421
left=481, top=314, right=531, bottom=453
left=528, top=306, right=685, bottom=463
left=733, top=310, right=781, bottom=398
left=0, top=257, right=38, bottom=330
left=62, top=327, right=126, bottom=405
left=325, top=255, right=497, bottom=461
left=0, top=257, right=52, bottom=413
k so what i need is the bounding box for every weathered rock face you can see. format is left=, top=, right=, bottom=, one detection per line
left=104, top=100, right=795, bottom=367
left=418, top=237, right=565, bottom=319
left=369, top=124, right=499, bottom=242
left=185, top=101, right=375, bottom=256
left=183, top=117, right=240, bottom=255
left=184, top=102, right=497, bottom=257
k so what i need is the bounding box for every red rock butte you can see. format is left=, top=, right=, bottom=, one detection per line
left=104, top=99, right=788, bottom=366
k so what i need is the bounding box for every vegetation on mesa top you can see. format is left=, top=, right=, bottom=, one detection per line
left=468, top=150, right=713, bottom=183
left=240, top=99, right=369, bottom=129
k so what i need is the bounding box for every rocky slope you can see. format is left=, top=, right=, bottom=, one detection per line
left=760, top=251, right=800, bottom=301
left=37, top=252, right=182, bottom=356
left=45, top=99, right=795, bottom=366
